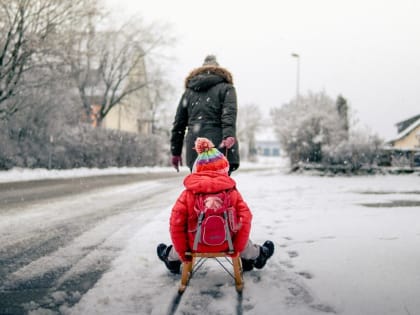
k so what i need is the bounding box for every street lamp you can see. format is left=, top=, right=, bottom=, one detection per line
left=291, top=53, right=300, bottom=104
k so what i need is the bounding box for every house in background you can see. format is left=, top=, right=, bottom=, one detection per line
left=387, top=114, right=420, bottom=150
left=385, top=114, right=420, bottom=167
left=256, top=139, right=281, bottom=157
left=80, top=50, right=155, bottom=135
left=102, top=84, right=153, bottom=135
left=255, top=126, right=281, bottom=157
left=101, top=57, right=154, bottom=135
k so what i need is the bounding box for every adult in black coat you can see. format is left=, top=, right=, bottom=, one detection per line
left=170, top=55, right=240, bottom=174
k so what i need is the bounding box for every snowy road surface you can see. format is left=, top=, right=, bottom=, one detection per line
left=0, top=168, right=419, bottom=315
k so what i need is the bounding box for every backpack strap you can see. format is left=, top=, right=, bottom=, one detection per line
left=223, top=211, right=234, bottom=253
left=220, top=191, right=234, bottom=252
left=192, top=211, right=205, bottom=251
left=192, top=194, right=205, bottom=251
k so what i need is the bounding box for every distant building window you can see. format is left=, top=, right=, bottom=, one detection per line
left=256, top=140, right=280, bottom=156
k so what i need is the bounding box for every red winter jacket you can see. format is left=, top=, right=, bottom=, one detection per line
left=169, top=171, right=252, bottom=262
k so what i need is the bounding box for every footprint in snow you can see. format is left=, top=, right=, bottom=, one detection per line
left=280, top=261, right=294, bottom=269
left=310, top=303, right=337, bottom=313
left=321, top=236, right=336, bottom=239
left=287, top=250, right=299, bottom=258
left=297, top=271, right=313, bottom=279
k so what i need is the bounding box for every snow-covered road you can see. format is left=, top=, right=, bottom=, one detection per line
left=1, top=167, right=419, bottom=315
left=0, top=175, right=184, bottom=314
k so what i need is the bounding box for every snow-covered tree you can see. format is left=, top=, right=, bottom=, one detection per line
left=0, top=0, right=96, bottom=120
left=56, top=14, right=173, bottom=127
left=0, top=1, right=174, bottom=169
left=271, top=90, right=385, bottom=170
left=336, top=94, right=349, bottom=139
left=271, top=91, right=346, bottom=164
left=237, top=103, right=262, bottom=161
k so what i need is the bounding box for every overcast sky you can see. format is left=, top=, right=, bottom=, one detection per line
left=105, top=0, right=419, bottom=140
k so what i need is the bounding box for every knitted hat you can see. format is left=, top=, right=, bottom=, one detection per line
left=202, top=54, right=219, bottom=66
left=192, top=137, right=229, bottom=174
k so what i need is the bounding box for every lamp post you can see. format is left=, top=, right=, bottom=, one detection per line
left=291, top=53, right=300, bottom=104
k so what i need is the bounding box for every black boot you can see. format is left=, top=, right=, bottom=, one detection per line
left=241, top=258, right=254, bottom=272
left=254, top=240, right=275, bottom=269
left=157, top=243, right=181, bottom=274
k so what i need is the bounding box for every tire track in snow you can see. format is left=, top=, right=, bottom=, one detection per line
left=0, top=176, right=181, bottom=315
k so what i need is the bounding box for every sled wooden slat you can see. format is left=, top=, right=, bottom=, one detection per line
left=179, top=252, right=243, bottom=294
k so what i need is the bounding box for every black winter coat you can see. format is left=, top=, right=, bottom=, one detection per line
left=170, top=65, right=240, bottom=173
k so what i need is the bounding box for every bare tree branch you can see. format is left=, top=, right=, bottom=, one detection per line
left=60, top=15, right=173, bottom=126
left=0, top=0, right=97, bottom=120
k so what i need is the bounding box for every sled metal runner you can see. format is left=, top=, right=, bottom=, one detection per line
left=179, top=252, right=244, bottom=294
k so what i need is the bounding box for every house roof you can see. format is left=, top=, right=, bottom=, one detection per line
left=395, top=114, right=420, bottom=133
left=387, top=116, right=420, bottom=144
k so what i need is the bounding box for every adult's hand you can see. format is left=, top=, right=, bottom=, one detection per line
left=219, top=136, right=236, bottom=149
left=171, top=155, right=182, bottom=172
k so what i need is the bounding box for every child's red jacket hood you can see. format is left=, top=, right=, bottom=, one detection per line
left=183, top=171, right=236, bottom=193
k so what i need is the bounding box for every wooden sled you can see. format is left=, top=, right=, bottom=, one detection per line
left=179, top=252, right=243, bottom=294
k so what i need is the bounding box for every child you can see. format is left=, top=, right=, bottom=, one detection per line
left=157, top=137, right=274, bottom=274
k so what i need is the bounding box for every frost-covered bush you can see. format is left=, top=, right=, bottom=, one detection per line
left=50, top=125, right=165, bottom=169
left=322, top=129, right=383, bottom=169
left=0, top=121, right=167, bottom=170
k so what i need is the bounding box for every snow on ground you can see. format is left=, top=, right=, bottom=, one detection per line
left=237, top=171, right=420, bottom=315
left=0, top=157, right=285, bottom=183
left=2, top=159, right=420, bottom=314
left=0, top=166, right=174, bottom=183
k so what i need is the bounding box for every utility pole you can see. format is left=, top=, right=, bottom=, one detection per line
left=291, top=53, right=300, bottom=105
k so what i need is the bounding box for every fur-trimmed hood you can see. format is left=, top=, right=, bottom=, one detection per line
left=184, top=65, right=233, bottom=91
